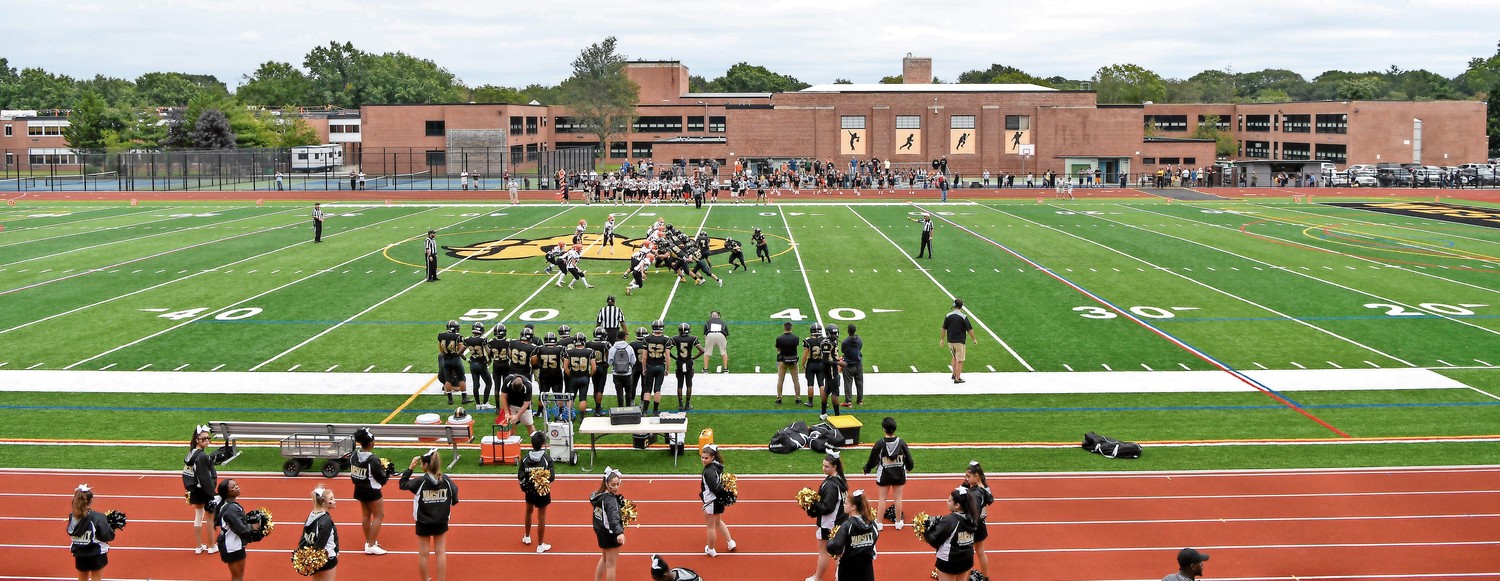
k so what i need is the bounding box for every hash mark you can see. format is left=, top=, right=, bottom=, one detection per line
left=288, top=364, right=301, bottom=371
left=174, top=364, right=190, bottom=371
left=136, top=364, right=152, bottom=371
left=326, top=365, right=339, bottom=372
left=1178, top=363, right=1191, bottom=370
left=1326, top=361, right=1343, bottom=369
left=986, top=365, right=995, bottom=372
left=1436, top=359, right=1455, bottom=367
left=1252, top=362, right=1267, bottom=370
left=1477, top=360, right=1493, bottom=367
left=1290, top=362, right=1306, bottom=369
left=1101, top=363, right=1112, bottom=371
left=99, top=363, right=116, bottom=371
left=1364, top=361, right=1381, bottom=368
left=364, top=365, right=376, bottom=372
left=211, top=364, right=225, bottom=371
left=26, top=363, right=44, bottom=369
left=1063, top=364, right=1073, bottom=371
left=871, top=365, right=879, bottom=373
left=1141, top=364, right=1153, bottom=371
left=401, top=365, right=413, bottom=373
left=910, top=365, right=918, bottom=373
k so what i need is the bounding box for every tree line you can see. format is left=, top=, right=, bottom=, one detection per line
left=4, top=39, right=1497, bottom=155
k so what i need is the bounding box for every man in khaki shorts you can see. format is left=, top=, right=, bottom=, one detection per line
left=941, top=299, right=978, bottom=383
left=702, top=311, right=729, bottom=373
left=773, top=321, right=806, bottom=406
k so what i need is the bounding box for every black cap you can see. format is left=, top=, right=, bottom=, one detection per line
left=1177, top=548, right=1210, bottom=567
left=427, top=229, right=436, bottom=235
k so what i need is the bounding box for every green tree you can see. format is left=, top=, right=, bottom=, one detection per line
left=76, top=75, right=138, bottom=108
left=237, top=61, right=314, bottom=106
left=304, top=41, right=371, bottom=108
left=136, top=72, right=225, bottom=107
left=711, top=62, right=810, bottom=93
left=878, top=74, right=903, bottom=84
left=833, top=78, right=853, bottom=84
left=1164, top=69, right=1237, bottom=103
left=689, top=74, right=714, bottom=93
left=1462, top=41, right=1500, bottom=156
left=518, top=84, right=563, bottom=105
left=1191, top=114, right=1236, bottom=157
left=468, top=84, right=524, bottom=103
left=1235, top=69, right=1306, bottom=101
left=1335, top=76, right=1386, bottom=100
left=363, top=52, right=464, bottom=104
left=559, top=36, right=639, bottom=158
left=1093, top=63, right=1166, bottom=104
left=957, top=63, right=1049, bottom=86
left=62, top=91, right=126, bottom=150
left=191, top=108, right=236, bottom=149
left=1251, top=89, right=1291, bottom=103
left=0, top=67, right=77, bottom=109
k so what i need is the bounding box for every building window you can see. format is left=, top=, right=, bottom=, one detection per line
left=1245, top=141, right=1271, bottom=158
left=1183, top=157, right=1196, bottom=165
left=1142, top=157, right=1156, bottom=165
left=1283, top=114, right=1310, bottom=133
left=687, top=116, right=705, bottom=132
left=1283, top=142, right=1310, bottom=160
left=1159, top=157, right=1180, bottom=165
left=510, top=144, right=524, bottom=164
left=896, top=115, right=921, bottom=129
left=841, top=115, right=866, bottom=129
left=526, top=117, right=538, bottom=135
left=1315, top=143, right=1348, bottom=165
left=28, top=126, right=43, bottom=136
left=424, top=121, right=445, bottom=137
left=1195, top=115, right=1230, bottom=131
left=329, top=124, right=359, bottom=134
left=425, top=150, right=446, bottom=167
left=1145, top=115, right=1187, bottom=132
left=949, top=115, right=975, bottom=129
left=1004, top=115, right=1030, bottom=130
left=1244, top=115, right=1271, bottom=132
left=631, top=142, right=653, bottom=158
left=708, top=116, right=726, bottom=132
left=554, top=117, right=584, bottom=134
left=3, top=124, right=10, bottom=137
left=510, top=116, right=523, bottom=135
left=4, top=152, right=12, bottom=167
left=1315, top=113, right=1348, bottom=134
left=609, top=142, right=628, bottom=159
left=632, top=116, right=682, bottom=132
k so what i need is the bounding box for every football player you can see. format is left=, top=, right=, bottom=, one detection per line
left=671, top=323, right=705, bottom=411
left=641, top=320, right=673, bottom=415
left=488, top=323, right=511, bottom=401
left=530, top=332, right=567, bottom=417
left=801, top=324, right=826, bottom=417
left=586, top=327, right=612, bottom=417
left=563, top=332, right=596, bottom=420
left=556, top=324, right=574, bottom=349
left=464, top=322, right=494, bottom=410
left=724, top=237, right=747, bottom=272
left=573, top=219, right=588, bottom=245
left=602, top=215, right=617, bottom=255
left=752, top=228, right=770, bottom=263
left=508, top=326, right=537, bottom=383
left=821, top=324, right=844, bottom=417
left=559, top=244, right=593, bottom=289
left=628, top=326, right=649, bottom=405
left=438, top=320, right=469, bottom=406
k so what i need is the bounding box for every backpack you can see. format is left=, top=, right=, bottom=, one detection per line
left=609, top=345, right=633, bottom=375
left=1082, top=432, right=1142, bottom=459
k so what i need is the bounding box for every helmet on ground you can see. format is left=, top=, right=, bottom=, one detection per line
left=652, top=320, right=665, bottom=333
left=809, top=323, right=823, bottom=336
left=447, top=320, right=460, bottom=332
left=493, top=323, right=507, bottom=340
left=558, top=324, right=572, bottom=337
left=574, top=332, right=587, bottom=343
left=594, top=326, right=606, bottom=340
left=678, top=322, right=691, bottom=336
left=543, top=332, right=558, bottom=345
left=636, top=326, right=648, bottom=339
left=471, top=322, right=485, bottom=335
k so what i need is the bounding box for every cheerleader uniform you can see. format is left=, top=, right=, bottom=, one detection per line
left=399, top=470, right=458, bottom=537
left=590, top=491, right=624, bottom=549
left=182, top=447, right=217, bottom=506
left=826, top=514, right=878, bottom=581
left=922, top=511, right=976, bottom=575
left=517, top=450, right=556, bottom=508
left=215, top=500, right=252, bottom=564
left=67, top=509, right=114, bottom=572
left=299, top=510, right=339, bottom=573
left=700, top=461, right=729, bottom=515
left=863, top=436, right=914, bottom=486
left=350, top=450, right=389, bottom=502
left=807, top=475, right=847, bottom=540
left=968, top=484, right=995, bottom=543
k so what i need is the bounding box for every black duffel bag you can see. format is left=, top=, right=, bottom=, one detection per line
left=1082, top=431, right=1142, bottom=459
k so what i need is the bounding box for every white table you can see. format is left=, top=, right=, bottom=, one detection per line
left=577, top=416, right=689, bottom=471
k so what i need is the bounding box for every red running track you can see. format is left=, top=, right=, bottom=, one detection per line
left=2, top=466, right=1498, bottom=580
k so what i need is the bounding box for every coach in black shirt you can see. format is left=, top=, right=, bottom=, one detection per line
left=774, top=322, right=807, bottom=406
left=942, top=299, right=977, bottom=384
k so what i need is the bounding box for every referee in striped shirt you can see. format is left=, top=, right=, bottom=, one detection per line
left=312, top=203, right=325, bottom=243
left=425, top=230, right=440, bottom=282
left=915, top=213, right=934, bottom=258
left=597, top=295, right=625, bottom=343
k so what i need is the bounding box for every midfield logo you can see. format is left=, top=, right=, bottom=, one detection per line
left=444, top=233, right=729, bottom=261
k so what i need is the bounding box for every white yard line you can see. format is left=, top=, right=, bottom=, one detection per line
left=656, top=204, right=714, bottom=321
left=777, top=208, right=824, bottom=326
left=248, top=207, right=579, bottom=371
left=0, top=207, right=299, bottom=268
left=0, top=207, right=437, bottom=335
left=1119, top=204, right=1500, bottom=337
left=1274, top=203, right=1500, bottom=248
left=0, top=206, right=203, bottom=247
left=985, top=204, right=1415, bottom=367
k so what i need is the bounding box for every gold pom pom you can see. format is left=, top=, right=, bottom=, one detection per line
left=619, top=497, right=639, bottom=526
left=865, top=505, right=878, bottom=523
left=291, top=546, right=329, bottom=576
left=795, top=487, right=821, bottom=511
left=911, top=511, right=931, bottom=540
left=722, top=472, right=738, bottom=497
left=529, top=467, right=552, bottom=496
left=380, top=457, right=395, bottom=473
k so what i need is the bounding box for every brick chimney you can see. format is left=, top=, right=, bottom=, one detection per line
left=902, top=54, right=932, bottom=84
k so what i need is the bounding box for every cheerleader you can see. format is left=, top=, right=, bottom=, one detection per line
left=215, top=479, right=261, bottom=581
left=964, top=461, right=996, bottom=579
left=826, top=490, right=878, bottom=581
left=300, top=486, right=340, bottom=580
left=699, top=444, right=736, bottom=556
left=650, top=554, right=702, bottom=580
left=591, top=467, right=626, bottom=581
left=349, top=428, right=389, bottom=555
left=862, top=416, right=914, bottom=530
left=401, top=449, right=459, bottom=581
left=67, top=484, right=114, bottom=581
left=183, top=425, right=218, bottom=554
left=922, top=487, right=979, bottom=581
left=518, top=431, right=555, bottom=553
left=805, top=450, right=847, bottom=581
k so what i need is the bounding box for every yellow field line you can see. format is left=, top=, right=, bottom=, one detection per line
left=381, top=375, right=440, bottom=424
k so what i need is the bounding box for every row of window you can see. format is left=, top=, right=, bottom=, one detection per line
left=1240, top=141, right=1348, bottom=164
left=329, top=124, right=360, bottom=134
left=1141, top=157, right=1199, bottom=165
left=842, top=115, right=1032, bottom=131
left=28, top=125, right=65, bottom=136
left=1146, top=113, right=1348, bottom=135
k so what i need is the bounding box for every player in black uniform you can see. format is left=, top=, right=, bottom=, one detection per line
left=821, top=324, right=844, bottom=417
left=724, top=237, right=747, bottom=272
left=438, top=320, right=469, bottom=406
left=826, top=489, right=879, bottom=581
left=586, top=327, right=613, bottom=417
left=543, top=242, right=564, bottom=275
left=801, top=324, right=828, bottom=418
left=629, top=327, right=648, bottom=405
left=671, top=323, right=704, bottom=411
left=641, top=320, right=673, bottom=414
left=508, top=326, right=536, bottom=384
left=752, top=227, right=770, bottom=262
left=464, top=323, right=493, bottom=410
left=557, top=324, right=575, bottom=349
left=400, top=449, right=459, bottom=581
left=488, top=323, right=511, bottom=399
left=564, top=332, right=596, bottom=420
left=864, top=417, right=914, bottom=530
left=531, top=332, right=567, bottom=417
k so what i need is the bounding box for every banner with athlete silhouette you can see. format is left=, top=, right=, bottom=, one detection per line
left=1005, top=129, right=1031, bottom=155
left=893, top=129, right=921, bottom=156
left=839, top=128, right=867, bottom=156
left=949, top=128, right=975, bottom=155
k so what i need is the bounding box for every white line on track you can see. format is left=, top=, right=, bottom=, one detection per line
left=657, top=204, right=714, bottom=321
left=0, top=206, right=299, bottom=269
left=994, top=204, right=1417, bottom=366
left=0, top=207, right=438, bottom=336
left=852, top=204, right=1034, bottom=370
left=778, top=206, right=824, bottom=326
left=249, top=206, right=581, bottom=371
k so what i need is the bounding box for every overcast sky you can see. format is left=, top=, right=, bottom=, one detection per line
left=3, top=0, right=1496, bottom=90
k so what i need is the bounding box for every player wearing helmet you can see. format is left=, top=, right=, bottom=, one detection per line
left=557, top=325, right=574, bottom=349
left=820, top=324, right=844, bottom=418
left=628, top=327, right=649, bottom=405
left=602, top=216, right=617, bottom=255
left=544, top=242, right=565, bottom=276
left=563, top=332, right=596, bottom=420
left=560, top=244, right=593, bottom=289
left=488, top=323, right=511, bottom=401
left=439, top=320, right=470, bottom=406
left=801, top=323, right=827, bottom=417
left=507, top=326, right=536, bottom=384
left=464, top=322, right=494, bottom=410
left=724, top=237, right=747, bottom=273
left=574, top=219, right=588, bottom=245
left=641, top=321, right=672, bottom=414
left=586, top=328, right=612, bottom=416
left=671, top=322, right=704, bottom=411
left=688, top=240, right=723, bottom=287
left=626, top=245, right=651, bottom=296
left=752, top=228, right=770, bottom=263
left=531, top=333, right=567, bottom=414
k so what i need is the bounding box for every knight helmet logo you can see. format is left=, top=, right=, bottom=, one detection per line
left=444, top=233, right=729, bottom=261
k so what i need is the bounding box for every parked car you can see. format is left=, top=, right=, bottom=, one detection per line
left=1322, top=169, right=1351, bottom=186
left=1377, top=169, right=1413, bottom=186
left=1353, top=174, right=1379, bottom=187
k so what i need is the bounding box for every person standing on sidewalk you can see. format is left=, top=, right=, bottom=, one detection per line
left=942, top=299, right=977, bottom=383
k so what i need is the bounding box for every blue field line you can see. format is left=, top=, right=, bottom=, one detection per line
left=5, top=400, right=1498, bottom=417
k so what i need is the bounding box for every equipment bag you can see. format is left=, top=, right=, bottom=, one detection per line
left=808, top=422, right=844, bottom=453
left=1082, top=432, right=1142, bottom=459
left=768, top=421, right=813, bottom=454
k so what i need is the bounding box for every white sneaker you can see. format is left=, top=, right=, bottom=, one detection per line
left=555, top=280, right=563, bottom=287
left=819, top=413, right=828, bottom=421
left=706, top=545, right=717, bottom=557
left=521, top=535, right=532, bottom=545
left=727, top=539, right=737, bottom=552
left=367, top=543, right=387, bottom=555
left=585, top=283, right=594, bottom=288
left=537, top=543, right=551, bottom=553
left=717, top=278, right=723, bottom=287
left=895, top=519, right=903, bottom=530
left=568, top=281, right=575, bottom=289
left=195, top=544, right=205, bottom=555
left=206, top=544, right=219, bottom=554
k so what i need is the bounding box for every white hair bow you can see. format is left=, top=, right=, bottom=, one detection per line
left=75, top=484, right=91, bottom=493
left=195, top=425, right=211, bottom=435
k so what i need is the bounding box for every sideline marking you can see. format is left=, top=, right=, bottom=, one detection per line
left=777, top=207, right=823, bottom=325
left=0, top=206, right=298, bottom=269
left=380, top=375, right=441, bottom=424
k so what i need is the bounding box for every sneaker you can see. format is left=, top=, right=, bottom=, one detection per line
left=537, top=543, right=551, bottom=553
left=954, top=378, right=966, bottom=384
left=775, top=398, right=783, bottom=405
left=206, top=544, right=219, bottom=554
left=585, top=283, right=594, bottom=288
left=802, top=400, right=814, bottom=408
left=195, top=544, right=205, bottom=555
left=717, top=278, right=723, bottom=287
left=522, top=535, right=532, bottom=545
left=706, top=545, right=717, bottom=557
left=727, top=539, right=737, bottom=552
left=895, top=519, right=904, bottom=530
left=367, top=543, right=388, bottom=555
left=841, top=401, right=852, bottom=407
left=555, top=280, right=563, bottom=287
left=568, top=281, right=575, bottom=289
left=819, top=413, right=828, bottom=421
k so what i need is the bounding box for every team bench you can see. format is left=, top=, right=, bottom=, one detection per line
left=207, top=421, right=471, bottom=471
